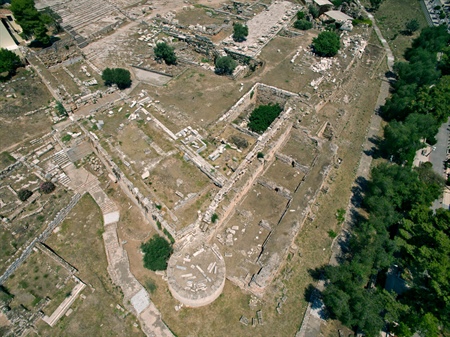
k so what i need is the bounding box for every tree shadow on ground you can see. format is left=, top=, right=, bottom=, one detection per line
left=350, top=176, right=368, bottom=210
left=363, top=136, right=383, bottom=159
left=303, top=283, right=329, bottom=319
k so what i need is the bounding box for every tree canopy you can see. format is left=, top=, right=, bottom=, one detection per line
left=141, top=235, right=173, bottom=271
left=247, top=103, right=282, bottom=134
left=319, top=25, right=450, bottom=337
left=0, top=49, right=22, bottom=76
left=10, top=0, right=53, bottom=45
left=17, top=189, right=32, bottom=202
left=404, top=19, right=420, bottom=35
left=101, top=68, right=131, bottom=89
left=154, top=42, right=177, bottom=65
left=312, top=31, right=340, bottom=57
left=214, top=56, right=237, bottom=75
left=232, top=23, right=248, bottom=42
left=294, top=19, right=312, bottom=31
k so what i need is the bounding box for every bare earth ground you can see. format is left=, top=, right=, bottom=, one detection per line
left=115, top=30, right=386, bottom=337
left=36, top=194, right=144, bottom=337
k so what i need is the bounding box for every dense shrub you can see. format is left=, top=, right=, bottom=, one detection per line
left=141, top=235, right=172, bottom=271
left=232, top=23, right=248, bottom=42
left=17, top=189, right=32, bottom=202
left=294, top=19, right=313, bottom=30
left=154, top=42, right=177, bottom=65
left=312, top=31, right=340, bottom=57
left=40, top=181, right=56, bottom=194
left=247, top=103, right=282, bottom=134
left=215, top=56, right=237, bottom=75
left=101, top=68, right=131, bottom=89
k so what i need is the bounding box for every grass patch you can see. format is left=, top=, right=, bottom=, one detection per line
left=248, top=103, right=282, bottom=134
left=373, top=0, right=428, bottom=60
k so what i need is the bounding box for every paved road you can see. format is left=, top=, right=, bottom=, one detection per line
left=420, top=0, right=434, bottom=27
left=430, top=117, right=450, bottom=210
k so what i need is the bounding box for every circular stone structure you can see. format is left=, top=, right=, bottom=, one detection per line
left=167, top=243, right=226, bottom=307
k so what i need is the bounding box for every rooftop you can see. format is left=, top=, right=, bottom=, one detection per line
left=324, top=10, right=353, bottom=22
left=314, top=0, right=333, bottom=6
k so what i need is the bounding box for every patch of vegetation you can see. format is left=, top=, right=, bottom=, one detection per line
left=145, top=279, right=157, bottom=294
left=40, top=181, right=56, bottom=194
left=211, top=213, right=218, bottom=223
left=380, top=26, right=450, bottom=165
left=404, top=19, right=419, bottom=35
left=154, top=42, right=177, bottom=65
left=0, top=49, right=22, bottom=77
left=17, top=189, right=32, bottom=202
left=61, top=134, right=72, bottom=142
left=370, top=0, right=384, bottom=10
left=163, top=229, right=175, bottom=244
left=230, top=135, right=248, bottom=149
left=215, top=56, right=237, bottom=75
left=247, top=103, right=282, bottom=134
left=318, top=27, right=450, bottom=336
left=101, top=68, right=132, bottom=90
left=296, top=11, right=305, bottom=20
left=55, top=101, right=67, bottom=117
left=0, top=151, right=15, bottom=168
left=257, top=152, right=264, bottom=159
left=141, top=235, right=172, bottom=271
left=335, top=208, right=345, bottom=224
left=312, top=31, right=341, bottom=57
left=232, top=23, right=248, bottom=42
left=11, top=0, right=58, bottom=46
left=294, top=19, right=312, bottom=31
left=156, top=220, right=162, bottom=230
left=327, top=230, right=337, bottom=238
left=352, top=18, right=372, bottom=27
left=308, top=5, right=319, bottom=19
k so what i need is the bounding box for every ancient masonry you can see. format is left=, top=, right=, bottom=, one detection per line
left=76, top=168, right=174, bottom=337
left=0, top=193, right=82, bottom=285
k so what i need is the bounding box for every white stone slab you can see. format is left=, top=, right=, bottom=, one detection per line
left=131, top=287, right=150, bottom=314
left=104, top=211, right=120, bottom=225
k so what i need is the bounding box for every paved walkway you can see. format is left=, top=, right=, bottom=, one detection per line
left=296, top=6, right=395, bottom=337
left=65, top=165, right=173, bottom=337
left=430, top=117, right=450, bottom=210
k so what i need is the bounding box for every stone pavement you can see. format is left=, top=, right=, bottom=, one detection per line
left=64, top=165, right=173, bottom=337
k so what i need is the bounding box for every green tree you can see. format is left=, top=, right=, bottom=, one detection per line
left=101, top=68, right=131, bottom=89
left=11, top=0, right=52, bottom=45
left=10, top=0, right=41, bottom=36
left=296, top=11, right=305, bottom=20
left=247, top=103, right=282, bottom=133
left=308, top=5, right=319, bottom=19
left=370, top=0, right=383, bottom=10
left=0, top=49, right=22, bottom=76
left=294, top=19, right=313, bottom=30
left=40, top=181, right=55, bottom=194
left=409, top=75, right=450, bottom=123
left=439, top=46, right=450, bottom=75
left=55, top=101, right=67, bottom=117
left=154, top=42, right=177, bottom=65
left=17, top=189, right=32, bottom=201
left=232, top=23, right=248, bottom=42
left=405, top=19, right=420, bottom=35
left=312, top=31, right=340, bottom=57
left=214, top=56, right=237, bottom=75
left=141, top=235, right=173, bottom=271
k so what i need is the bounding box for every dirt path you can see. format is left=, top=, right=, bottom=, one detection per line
left=296, top=7, right=395, bottom=337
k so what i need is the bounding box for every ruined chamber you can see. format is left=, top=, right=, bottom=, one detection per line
left=167, top=243, right=226, bottom=307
